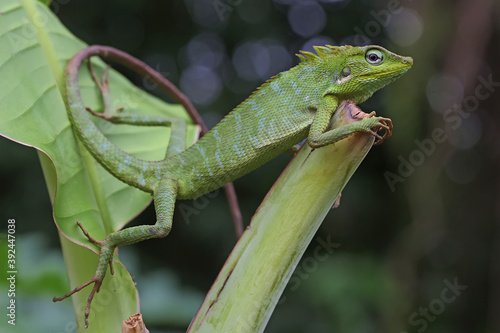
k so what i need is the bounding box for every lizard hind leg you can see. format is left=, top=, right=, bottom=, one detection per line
left=53, top=178, right=178, bottom=328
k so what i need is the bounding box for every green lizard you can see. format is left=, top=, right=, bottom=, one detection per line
left=54, top=44, right=412, bottom=326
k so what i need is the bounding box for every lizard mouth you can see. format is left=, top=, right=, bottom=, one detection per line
left=359, top=68, right=409, bottom=84
left=362, top=65, right=411, bottom=78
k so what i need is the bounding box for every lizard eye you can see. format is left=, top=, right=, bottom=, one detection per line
left=365, top=49, right=384, bottom=65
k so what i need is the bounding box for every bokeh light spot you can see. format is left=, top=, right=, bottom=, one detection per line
left=186, top=33, right=226, bottom=69
left=386, top=9, right=423, bottom=47
left=233, top=40, right=292, bottom=81
left=288, top=1, right=327, bottom=37
left=180, top=65, right=222, bottom=105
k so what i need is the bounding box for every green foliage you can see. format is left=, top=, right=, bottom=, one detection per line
left=0, top=0, right=197, bottom=330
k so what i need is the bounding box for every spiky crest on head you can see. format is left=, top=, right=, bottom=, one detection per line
left=295, top=45, right=358, bottom=64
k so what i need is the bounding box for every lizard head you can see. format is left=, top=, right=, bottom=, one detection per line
left=297, top=45, right=413, bottom=103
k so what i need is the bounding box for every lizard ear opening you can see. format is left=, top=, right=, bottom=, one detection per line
left=335, top=67, right=352, bottom=85
left=341, top=67, right=351, bottom=77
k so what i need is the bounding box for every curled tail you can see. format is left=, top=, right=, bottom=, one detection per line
left=65, top=46, right=174, bottom=192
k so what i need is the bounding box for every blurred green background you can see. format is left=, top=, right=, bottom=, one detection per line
left=1, top=0, right=499, bottom=332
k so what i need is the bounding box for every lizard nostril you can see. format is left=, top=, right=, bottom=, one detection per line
left=402, top=57, right=414, bottom=65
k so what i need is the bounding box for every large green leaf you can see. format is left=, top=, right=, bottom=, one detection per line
left=0, top=0, right=197, bottom=331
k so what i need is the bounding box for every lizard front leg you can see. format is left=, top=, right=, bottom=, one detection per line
left=308, top=96, right=392, bottom=148
left=53, top=177, right=179, bottom=328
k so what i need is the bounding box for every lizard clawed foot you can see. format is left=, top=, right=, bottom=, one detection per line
left=88, top=60, right=110, bottom=94
left=53, top=274, right=103, bottom=328
left=85, top=106, right=124, bottom=121
left=366, top=111, right=393, bottom=145
left=86, top=61, right=124, bottom=120
left=53, top=221, right=115, bottom=328
left=85, top=106, right=108, bottom=118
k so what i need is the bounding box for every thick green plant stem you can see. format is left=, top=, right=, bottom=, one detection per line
left=188, top=101, right=377, bottom=333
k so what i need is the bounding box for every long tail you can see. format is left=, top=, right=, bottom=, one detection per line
left=66, top=45, right=204, bottom=192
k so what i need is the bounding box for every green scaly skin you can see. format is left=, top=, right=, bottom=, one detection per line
left=55, top=44, right=413, bottom=326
